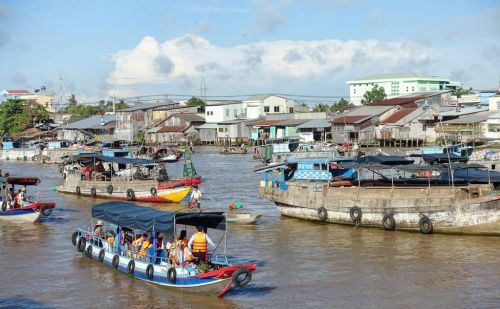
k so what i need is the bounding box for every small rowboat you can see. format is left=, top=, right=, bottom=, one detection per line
left=225, top=211, right=262, bottom=224
left=72, top=202, right=256, bottom=297
left=0, top=177, right=56, bottom=223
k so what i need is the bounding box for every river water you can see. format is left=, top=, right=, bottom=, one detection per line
left=0, top=150, right=499, bottom=308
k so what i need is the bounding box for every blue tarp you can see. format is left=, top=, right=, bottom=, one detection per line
left=91, top=202, right=225, bottom=232
left=356, top=155, right=413, bottom=165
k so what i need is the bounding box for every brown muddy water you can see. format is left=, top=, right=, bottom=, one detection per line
left=0, top=151, right=499, bottom=309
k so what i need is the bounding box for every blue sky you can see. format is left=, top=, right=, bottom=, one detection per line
left=0, top=0, right=498, bottom=103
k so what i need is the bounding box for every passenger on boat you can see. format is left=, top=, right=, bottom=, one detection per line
left=15, top=188, right=27, bottom=207
left=83, top=166, right=92, bottom=180
left=188, top=226, right=215, bottom=264
left=7, top=188, right=15, bottom=209
left=93, top=220, right=105, bottom=238
left=169, top=230, right=188, bottom=266
left=131, top=234, right=144, bottom=257
left=189, top=186, right=202, bottom=209
left=139, top=235, right=153, bottom=260
left=95, top=161, right=105, bottom=173
left=158, top=164, right=169, bottom=182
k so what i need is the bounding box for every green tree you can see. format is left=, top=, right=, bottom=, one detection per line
left=312, top=103, right=330, bottom=112
left=135, top=130, right=145, bottom=144
left=361, top=84, right=387, bottom=105
left=67, top=94, right=78, bottom=107
left=452, top=86, right=474, bottom=98
left=66, top=103, right=101, bottom=117
left=329, top=98, right=350, bottom=112
left=186, top=97, right=205, bottom=112
left=0, top=99, right=51, bottom=136
left=114, top=100, right=128, bottom=111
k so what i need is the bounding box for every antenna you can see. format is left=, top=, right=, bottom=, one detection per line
left=59, top=73, right=63, bottom=116
left=198, top=78, right=208, bottom=102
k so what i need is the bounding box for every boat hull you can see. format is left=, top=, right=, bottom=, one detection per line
left=226, top=212, right=262, bottom=224
left=261, top=183, right=500, bottom=235
left=79, top=240, right=246, bottom=296
left=0, top=209, right=41, bottom=223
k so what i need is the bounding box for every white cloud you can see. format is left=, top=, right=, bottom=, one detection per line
left=106, top=34, right=433, bottom=97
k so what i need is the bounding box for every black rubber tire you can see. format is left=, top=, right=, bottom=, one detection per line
left=146, top=264, right=154, bottom=280
left=167, top=267, right=177, bottom=283
left=112, top=255, right=120, bottom=268
left=127, top=260, right=135, bottom=275
left=382, top=213, right=396, bottom=231
left=71, top=231, right=79, bottom=246
left=90, top=187, right=97, bottom=197
left=85, top=244, right=93, bottom=257
left=126, top=189, right=135, bottom=201
left=16, top=157, right=20, bottom=161
left=150, top=187, right=157, bottom=196
left=350, top=206, right=362, bottom=223
left=23, top=156, right=27, bottom=161
left=419, top=215, right=433, bottom=234
left=5, top=157, right=8, bottom=160
left=317, top=207, right=328, bottom=221
left=76, top=186, right=81, bottom=195
left=232, top=268, right=252, bottom=288
left=41, top=205, right=52, bottom=217
left=1, top=201, right=7, bottom=212
left=77, top=237, right=86, bottom=253
left=98, top=249, right=105, bottom=262
left=107, top=185, right=113, bottom=195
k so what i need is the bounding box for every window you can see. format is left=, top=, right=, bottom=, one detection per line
left=225, top=109, right=229, bottom=117
left=207, top=111, right=210, bottom=116
left=264, top=106, right=270, bottom=113
left=274, top=106, right=280, bottom=112
left=406, top=87, right=409, bottom=92
left=289, top=107, right=294, bottom=113
left=218, top=128, right=224, bottom=132
left=422, top=124, right=427, bottom=131
left=353, top=89, right=356, bottom=94
left=411, top=86, right=415, bottom=92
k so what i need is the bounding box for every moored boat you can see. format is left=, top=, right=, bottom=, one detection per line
left=57, top=155, right=191, bottom=203
left=0, top=177, right=56, bottom=223
left=257, top=157, right=500, bottom=235
left=71, top=202, right=256, bottom=297
left=219, top=147, right=248, bottom=155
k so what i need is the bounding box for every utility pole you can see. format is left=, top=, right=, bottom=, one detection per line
left=58, top=73, right=63, bottom=122
left=111, top=96, right=116, bottom=113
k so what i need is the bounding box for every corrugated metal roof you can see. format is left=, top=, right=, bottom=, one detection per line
left=439, top=106, right=488, bottom=116
left=169, top=113, right=205, bottom=122
left=196, top=123, right=218, bottom=129
left=118, top=101, right=177, bottom=112
left=245, top=94, right=274, bottom=101
left=296, top=119, right=331, bottom=129
left=441, top=111, right=494, bottom=124
left=342, top=105, right=393, bottom=116
left=332, top=115, right=371, bottom=124
left=5, top=89, right=31, bottom=94
left=60, top=115, right=116, bottom=130
left=381, top=108, right=418, bottom=124
left=274, top=119, right=308, bottom=126
left=205, top=100, right=242, bottom=106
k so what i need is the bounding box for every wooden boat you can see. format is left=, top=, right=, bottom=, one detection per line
left=57, top=155, right=191, bottom=203
left=225, top=211, right=262, bottom=224
left=0, top=177, right=56, bottom=223
left=71, top=202, right=256, bottom=297
left=219, top=147, right=247, bottom=155
left=257, top=158, right=500, bottom=235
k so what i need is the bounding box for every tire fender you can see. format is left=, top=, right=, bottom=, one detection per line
left=77, top=237, right=87, bottom=253
left=146, top=264, right=154, bottom=280
left=350, top=206, right=362, bottom=223
left=98, top=249, right=105, bottom=262
left=232, top=267, right=252, bottom=288
left=317, top=207, right=328, bottom=221
left=382, top=213, right=396, bottom=231
left=419, top=215, right=433, bottom=234
left=112, top=255, right=120, bottom=268
left=167, top=267, right=176, bottom=283
left=127, top=260, right=135, bottom=275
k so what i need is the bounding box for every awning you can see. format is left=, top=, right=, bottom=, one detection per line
left=357, top=155, right=414, bottom=165
left=70, top=154, right=156, bottom=165
left=92, top=202, right=226, bottom=232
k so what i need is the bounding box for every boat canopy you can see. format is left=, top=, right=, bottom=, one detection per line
left=422, top=153, right=467, bottom=164
left=70, top=154, right=155, bottom=165
left=92, top=202, right=226, bottom=233
left=333, top=162, right=442, bottom=172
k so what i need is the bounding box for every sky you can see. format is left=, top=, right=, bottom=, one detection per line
left=0, top=0, right=499, bottom=104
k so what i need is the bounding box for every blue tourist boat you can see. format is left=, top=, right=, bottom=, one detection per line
left=71, top=202, right=256, bottom=297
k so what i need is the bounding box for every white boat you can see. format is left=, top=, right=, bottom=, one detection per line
left=226, top=211, right=262, bottom=224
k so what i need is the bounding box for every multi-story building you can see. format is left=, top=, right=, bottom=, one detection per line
left=346, top=72, right=460, bottom=104
left=243, top=94, right=305, bottom=119
left=1, top=88, right=57, bottom=113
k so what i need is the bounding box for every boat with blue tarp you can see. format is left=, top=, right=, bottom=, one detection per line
left=71, top=202, right=256, bottom=297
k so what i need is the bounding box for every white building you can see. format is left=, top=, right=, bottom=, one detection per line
left=204, top=100, right=245, bottom=123
left=243, top=94, right=302, bottom=119
left=488, top=93, right=500, bottom=111
left=346, top=72, right=460, bottom=105
left=0, top=89, right=31, bottom=102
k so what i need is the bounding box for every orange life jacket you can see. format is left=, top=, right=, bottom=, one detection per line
left=139, top=240, right=152, bottom=255
left=192, top=232, right=207, bottom=253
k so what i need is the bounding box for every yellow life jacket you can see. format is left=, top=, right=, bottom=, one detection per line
left=107, top=236, right=114, bottom=244
left=192, top=232, right=207, bottom=253
left=139, top=240, right=151, bottom=255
